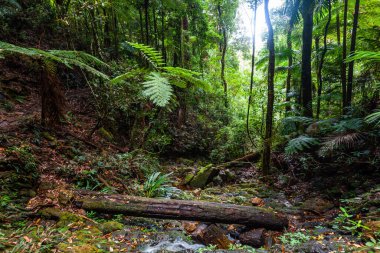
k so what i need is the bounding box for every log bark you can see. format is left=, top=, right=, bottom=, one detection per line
left=73, top=191, right=288, bottom=230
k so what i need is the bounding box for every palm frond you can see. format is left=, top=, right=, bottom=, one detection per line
left=319, top=132, right=365, bottom=156
left=285, top=135, right=320, bottom=155
left=142, top=72, right=173, bottom=107
left=346, top=51, right=380, bottom=63
left=365, top=110, right=380, bottom=127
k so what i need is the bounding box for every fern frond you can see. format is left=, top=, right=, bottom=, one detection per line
left=365, top=110, right=380, bottom=127
left=142, top=72, right=173, bottom=107
left=127, top=42, right=165, bottom=69
left=49, top=50, right=110, bottom=69
left=285, top=135, right=320, bottom=155
left=0, top=41, right=66, bottom=64
left=333, top=118, right=363, bottom=133
left=162, top=67, right=210, bottom=91
left=0, top=41, right=109, bottom=80
left=319, top=132, right=365, bottom=156
left=346, top=51, right=380, bottom=63
left=110, top=69, right=147, bottom=85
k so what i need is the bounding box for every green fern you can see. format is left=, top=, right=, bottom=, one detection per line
left=142, top=72, right=173, bottom=107
left=162, top=67, right=210, bottom=91
left=319, top=132, right=364, bottom=157
left=285, top=135, right=320, bottom=155
left=0, top=41, right=109, bottom=80
left=143, top=172, right=173, bottom=198
left=332, top=118, right=363, bottom=133
left=110, top=69, right=147, bottom=85
left=365, top=110, right=380, bottom=127
left=125, top=42, right=208, bottom=89
left=346, top=51, right=380, bottom=63
left=127, top=42, right=165, bottom=69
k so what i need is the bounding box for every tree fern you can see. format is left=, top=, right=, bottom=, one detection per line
left=125, top=42, right=207, bottom=89
left=365, top=110, right=380, bottom=127
left=0, top=41, right=109, bottom=80
left=142, top=72, right=173, bottom=107
left=285, top=135, right=320, bottom=155
left=113, top=42, right=210, bottom=107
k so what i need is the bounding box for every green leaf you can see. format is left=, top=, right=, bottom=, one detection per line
left=142, top=72, right=173, bottom=107
left=285, top=135, right=320, bottom=155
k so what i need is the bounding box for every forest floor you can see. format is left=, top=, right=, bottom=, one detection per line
left=0, top=70, right=379, bottom=252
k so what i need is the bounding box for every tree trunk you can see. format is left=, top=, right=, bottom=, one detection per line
left=285, top=0, right=301, bottom=114
left=139, top=7, right=144, bottom=44
left=144, top=0, right=150, bottom=45
left=103, top=8, right=111, bottom=49
left=341, top=0, right=348, bottom=110
left=336, top=12, right=340, bottom=45
left=316, top=0, right=331, bottom=119
left=153, top=7, right=158, bottom=49
left=262, top=0, right=275, bottom=175
left=72, top=191, right=288, bottom=230
left=112, top=8, right=119, bottom=59
left=246, top=0, right=258, bottom=147
left=217, top=4, right=228, bottom=108
left=160, top=6, right=167, bottom=63
left=347, top=0, right=360, bottom=107
left=300, top=0, right=314, bottom=117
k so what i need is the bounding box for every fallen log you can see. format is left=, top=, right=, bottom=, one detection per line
left=72, top=190, right=288, bottom=230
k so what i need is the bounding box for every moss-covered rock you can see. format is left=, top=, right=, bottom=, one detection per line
left=72, top=226, right=102, bottom=241
left=39, top=208, right=83, bottom=227
left=188, top=164, right=218, bottom=188
left=57, top=243, right=100, bottom=253
left=98, top=221, right=124, bottom=234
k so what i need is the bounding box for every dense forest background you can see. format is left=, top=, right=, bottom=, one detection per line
left=0, top=0, right=379, bottom=252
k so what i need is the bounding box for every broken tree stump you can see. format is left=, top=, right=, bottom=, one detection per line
left=72, top=190, right=288, bottom=230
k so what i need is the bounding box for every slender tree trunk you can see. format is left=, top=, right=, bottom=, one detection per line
left=180, top=15, right=190, bottom=68
left=139, top=7, right=144, bottom=43
left=300, top=0, right=314, bottom=117
left=285, top=0, right=301, bottom=114
left=217, top=4, right=228, bottom=107
left=341, top=0, right=348, bottom=110
left=347, top=0, right=360, bottom=107
left=262, top=0, right=275, bottom=175
left=103, top=8, right=111, bottom=49
left=160, top=7, right=166, bottom=63
left=144, top=0, right=150, bottom=45
left=336, top=12, right=340, bottom=45
left=246, top=0, right=258, bottom=147
left=112, top=8, right=119, bottom=59
left=316, top=0, right=331, bottom=119
left=89, top=9, right=100, bottom=56
left=153, top=7, right=158, bottom=49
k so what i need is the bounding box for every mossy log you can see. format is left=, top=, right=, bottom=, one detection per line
left=72, top=191, right=288, bottom=230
